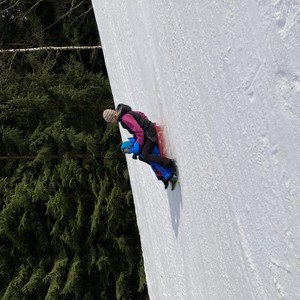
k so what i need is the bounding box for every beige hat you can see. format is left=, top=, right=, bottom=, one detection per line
left=103, top=109, right=116, bottom=122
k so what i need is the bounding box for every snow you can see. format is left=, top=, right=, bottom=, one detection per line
left=92, top=1, right=300, bottom=299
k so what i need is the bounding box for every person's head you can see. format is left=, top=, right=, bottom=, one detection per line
left=103, top=109, right=118, bottom=123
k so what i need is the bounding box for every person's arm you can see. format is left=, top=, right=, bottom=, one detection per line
left=122, top=114, right=144, bottom=146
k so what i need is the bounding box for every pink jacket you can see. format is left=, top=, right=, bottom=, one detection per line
left=121, top=111, right=148, bottom=146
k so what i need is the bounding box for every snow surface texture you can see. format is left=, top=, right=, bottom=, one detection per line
left=92, top=1, right=300, bottom=299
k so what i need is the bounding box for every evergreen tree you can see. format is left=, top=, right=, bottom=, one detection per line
left=0, top=1, right=148, bottom=299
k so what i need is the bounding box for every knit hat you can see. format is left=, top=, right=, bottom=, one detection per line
left=103, top=109, right=116, bottom=122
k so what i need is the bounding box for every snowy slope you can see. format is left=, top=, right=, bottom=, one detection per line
left=92, top=1, right=300, bottom=299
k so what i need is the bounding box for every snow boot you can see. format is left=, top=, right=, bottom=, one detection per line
left=163, top=180, right=169, bottom=190
left=169, top=175, right=179, bottom=191
left=169, top=159, right=178, bottom=176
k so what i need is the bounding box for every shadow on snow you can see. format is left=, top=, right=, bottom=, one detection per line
left=167, top=182, right=183, bottom=238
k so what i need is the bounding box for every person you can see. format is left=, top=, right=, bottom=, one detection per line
left=120, top=137, right=178, bottom=190
left=103, top=103, right=178, bottom=175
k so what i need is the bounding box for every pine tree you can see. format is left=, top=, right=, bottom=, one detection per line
left=0, top=1, right=148, bottom=298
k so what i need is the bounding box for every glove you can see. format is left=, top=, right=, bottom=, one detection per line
left=121, top=141, right=132, bottom=154
left=129, top=140, right=140, bottom=154
left=128, top=137, right=136, bottom=143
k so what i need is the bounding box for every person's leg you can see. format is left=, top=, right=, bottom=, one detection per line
left=141, top=139, right=172, bottom=168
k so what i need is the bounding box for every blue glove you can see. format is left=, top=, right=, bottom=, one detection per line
left=129, top=141, right=140, bottom=154
left=128, top=137, right=136, bottom=144
left=121, top=141, right=132, bottom=154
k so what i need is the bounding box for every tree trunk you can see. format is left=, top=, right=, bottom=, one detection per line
left=0, top=45, right=102, bottom=54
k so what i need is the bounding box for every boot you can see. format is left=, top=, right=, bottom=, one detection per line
left=163, top=180, right=169, bottom=190
left=169, top=159, right=178, bottom=176
left=169, top=174, right=179, bottom=191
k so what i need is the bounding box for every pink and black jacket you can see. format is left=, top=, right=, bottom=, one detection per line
left=116, top=104, right=158, bottom=146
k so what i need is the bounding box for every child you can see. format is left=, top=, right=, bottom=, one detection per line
left=121, top=138, right=178, bottom=190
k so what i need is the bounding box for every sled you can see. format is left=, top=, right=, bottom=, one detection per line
left=154, top=123, right=166, bottom=156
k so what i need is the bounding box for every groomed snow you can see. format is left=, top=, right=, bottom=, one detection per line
left=92, top=1, right=300, bottom=299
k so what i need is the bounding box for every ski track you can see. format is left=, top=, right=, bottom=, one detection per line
left=92, top=1, right=300, bottom=299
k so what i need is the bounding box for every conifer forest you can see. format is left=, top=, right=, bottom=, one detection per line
left=0, top=1, right=148, bottom=299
